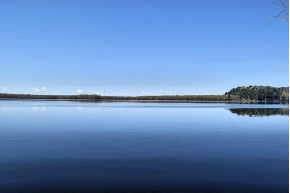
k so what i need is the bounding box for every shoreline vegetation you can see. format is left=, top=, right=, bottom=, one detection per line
left=0, top=86, right=288, bottom=103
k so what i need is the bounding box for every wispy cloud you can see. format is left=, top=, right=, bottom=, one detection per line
left=32, top=87, right=40, bottom=92
left=32, top=87, right=47, bottom=93
left=140, top=91, right=152, bottom=96
left=1, top=87, right=10, bottom=92
left=77, top=89, right=82, bottom=94
left=158, top=90, right=176, bottom=95
left=112, top=92, right=129, bottom=96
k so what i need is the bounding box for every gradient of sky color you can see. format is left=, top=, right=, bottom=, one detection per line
left=0, top=0, right=288, bottom=95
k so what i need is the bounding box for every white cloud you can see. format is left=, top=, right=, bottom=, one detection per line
left=94, top=92, right=102, bottom=95
left=112, top=92, right=128, bottom=96
left=31, top=87, right=47, bottom=93
left=140, top=91, right=152, bottom=96
left=1, top=87, right=10, bottom=92
left=158, top=90, right=176, bottom=95
left=168, top=91, right=175, bottom=95
left=77, top=90, right=82, bottom=94
left=146, top=92, right=152, bottom=95
left=32, top=87, right=40, bottom=92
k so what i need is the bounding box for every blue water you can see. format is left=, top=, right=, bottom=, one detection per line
left=0, top=101, right=288, bottom=193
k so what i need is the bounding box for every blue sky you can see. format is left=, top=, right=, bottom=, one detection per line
left=0, top=0, right=288, bottom=95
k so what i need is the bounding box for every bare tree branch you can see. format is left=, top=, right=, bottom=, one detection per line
left=272, top=0, right=289, bottom=22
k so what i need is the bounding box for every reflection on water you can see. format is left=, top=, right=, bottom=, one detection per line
left=229, top=108, right=289, bottom=117
left=0, top=101, right=288, bottom=193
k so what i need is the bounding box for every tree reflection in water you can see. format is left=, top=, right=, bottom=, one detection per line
left=229, top=108, right=289, bottom=117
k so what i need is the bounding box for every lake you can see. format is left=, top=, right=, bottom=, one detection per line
left=0, top=101, right=288, bottom=193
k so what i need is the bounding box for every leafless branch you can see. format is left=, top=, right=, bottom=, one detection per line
left=272, top=0, right=289, bottom=22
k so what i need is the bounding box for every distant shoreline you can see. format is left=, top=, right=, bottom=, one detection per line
left=0, top=98, right=288, bottom=104
left=0, top=85, right=288, bottom=103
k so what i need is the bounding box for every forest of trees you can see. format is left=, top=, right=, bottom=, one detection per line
left=0, top=86, right=288, bottom=102
left=225, top=86, right=289, bottom=101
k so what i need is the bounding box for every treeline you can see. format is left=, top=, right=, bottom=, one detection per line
left=0, top=85, right=288, bottom=102
left=102, top=95, right=229, bottom=101
left=226, top=86, right=289, bottom=101
left=0, top=93, right=229, bottom=101
left=0, top=93, right=101, bottom=100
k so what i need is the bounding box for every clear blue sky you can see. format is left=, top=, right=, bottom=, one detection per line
left=0, top=0, right=288, bottom=95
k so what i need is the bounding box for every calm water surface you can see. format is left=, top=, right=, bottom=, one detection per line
left=0, top=101, right=288, bottom=193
